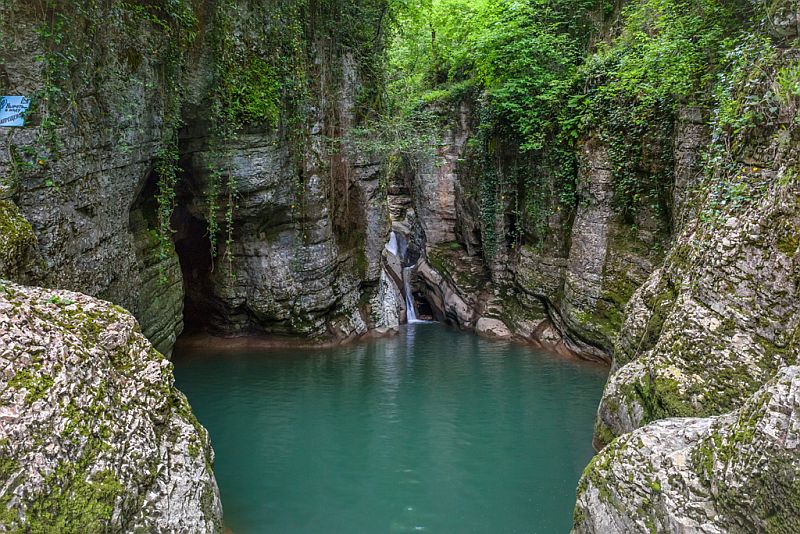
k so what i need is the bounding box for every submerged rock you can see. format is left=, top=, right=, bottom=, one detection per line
left=0, top=282, right=222, bottom=532
left=573, top=365, right=800, bottom=534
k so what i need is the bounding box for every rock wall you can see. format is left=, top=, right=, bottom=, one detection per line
left=593, top=95, right=800, bottom=449
left=177, top=58, right=390, bottom=340
left=0, top=0, right=396, bottom=352
left=398, top=103, right=671, bottom=363
left=573, top=12, right=800, bottom=532
left=0, top=1, right=187, bottom=355
left=0, top=281, right=222, bottom=532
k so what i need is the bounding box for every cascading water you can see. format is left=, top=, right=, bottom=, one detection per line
left=402, top=266, right=419, bottom=323
left=385, top=231, right=398, bottom=256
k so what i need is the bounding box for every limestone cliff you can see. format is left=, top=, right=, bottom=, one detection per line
left=393, top=101, right=669, bottom=363
left=593, top=22, right=800, bottom=447
left=0, top=281, right=222, bottom=532
left=0, top=0, right=396, bottom=354
left=1, top=0, right=190, bottom=355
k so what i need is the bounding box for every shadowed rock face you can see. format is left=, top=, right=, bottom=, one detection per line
left=574, top=365, right=800, bottom=534
left=0, top=281, right=222, bottom=532
left=176, top=87, right=390, bottom=340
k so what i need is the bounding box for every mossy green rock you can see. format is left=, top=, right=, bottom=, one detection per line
left=0, top=200, right=36, bottom=280
left=573, top=365, right=800, bottom=533
left=594, top=147, right=800, bottom=450
left=0, top=282, right=222, bottom=532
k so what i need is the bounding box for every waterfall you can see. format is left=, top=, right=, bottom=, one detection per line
left=385, top=231, right=398, bottom=256
left=402, top=267, right=419, bottom=323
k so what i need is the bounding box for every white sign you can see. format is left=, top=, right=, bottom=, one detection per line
left=0, top=96, right=31, bottom=127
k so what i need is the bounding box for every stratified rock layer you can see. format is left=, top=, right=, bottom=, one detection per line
left=0, top=1, right=395, bottom=354
left=0, top=281, right=222, bottom=532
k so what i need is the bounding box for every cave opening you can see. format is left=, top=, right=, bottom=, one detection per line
left=412, top=290, right=435, bottom=321
left=171, top=196, right=216, bottom=335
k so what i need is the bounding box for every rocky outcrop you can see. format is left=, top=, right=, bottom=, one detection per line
left=574, top=364, right=800, bottom=534
left=178, top=118, right=389, bottom=340
left=594, top=168, right=800, bottom=448
left=671, top=106, right=709, bottom=232
left=0, top=281, right=222, bottom=532
left=577, top=22, right=800, bottom=531
left=411, top=102, right=472, bottom=246
left=593, top=56, right=800, bottom=446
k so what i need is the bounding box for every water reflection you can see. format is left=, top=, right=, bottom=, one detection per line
left=173, top=324, right=607, bottom=534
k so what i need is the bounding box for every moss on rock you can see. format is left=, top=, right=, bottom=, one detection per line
left=0, top=281, right=222, bottom=532
left=0, top=200, right=36, bottom=279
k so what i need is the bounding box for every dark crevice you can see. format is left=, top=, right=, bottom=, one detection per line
left=128, top=170, right=159, bottom=236
left=412, top=290, right=435, bottom=321
left=172, top=199, right=217, bottom=334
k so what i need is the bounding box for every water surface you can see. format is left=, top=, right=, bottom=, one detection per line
left=173, top=324, right=607, bottom=534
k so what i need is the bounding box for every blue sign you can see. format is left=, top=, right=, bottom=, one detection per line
left=0, top=96, right=31, bottom=127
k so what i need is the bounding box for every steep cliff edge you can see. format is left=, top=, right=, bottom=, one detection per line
left=391, top=97, right=669, bottom=363
left=0, top=0, right=396, bottom=354
left=593, top=15, right=800, bottom=447
left=0, top=281, right=222, bottom=532
left=571, top=3, right=800, bottom=530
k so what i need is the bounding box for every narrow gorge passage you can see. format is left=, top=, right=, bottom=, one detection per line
left=2, top=0, right=799, bottom=532
left=173, top=324, right=607, bottom=533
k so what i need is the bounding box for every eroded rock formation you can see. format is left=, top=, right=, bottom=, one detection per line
left=0, top=0, right=397, bottom=354
left=574, top=365, right=800, bottom=533
left=0, top=281, right=222, bottom=532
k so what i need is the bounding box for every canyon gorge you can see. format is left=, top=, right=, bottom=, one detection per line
left=1, top=0, right=799, bottom=532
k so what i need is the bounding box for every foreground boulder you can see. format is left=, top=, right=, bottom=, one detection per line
left=0, top=281, right=222, bottom=532
left=574, top=365, right=800, bottom=533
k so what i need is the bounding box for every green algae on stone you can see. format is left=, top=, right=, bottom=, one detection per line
left=8, top=366, right=55, bottom=405
left=0, top=200, right=36, bottom=279
left=0, top=281, right=222, bottom=532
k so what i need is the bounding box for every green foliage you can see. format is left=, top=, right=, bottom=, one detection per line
left=388, top=0, right=600, bottom=149
left=386, top=0, right=603, bottom=257
left=220, top=57, right=281, bottom=127
left=580, top=0, right=751, bottom=220
left=711, top=32, right=779, bottom=147
left=776, top=62, right=800, bottom=105
left=386, top=0, right=780, bottom=257
left=471, top=0, right=599, bottom=152
left=154, top=144, right=180, bottom=281
left=46, top=294, right=74, bottom=306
